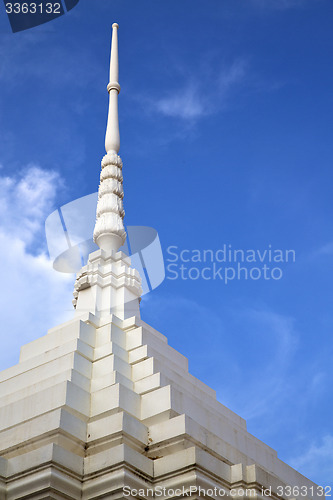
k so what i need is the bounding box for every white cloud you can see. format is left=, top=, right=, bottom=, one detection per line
left=289, top=435, right=333, bottom=487
left=0, top=165, right=74, bottom=371
left=0, top=165, right=62, bottom=246
left=155, top=85, right=206, bottom=120
left=151, top=60, right=247, bottom=121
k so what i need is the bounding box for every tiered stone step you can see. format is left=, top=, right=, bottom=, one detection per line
left=0, top=312, right=319, bottom=499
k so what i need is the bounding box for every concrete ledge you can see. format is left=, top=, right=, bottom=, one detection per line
left=92, top=353, right=130, bottom=379
left=7, top=443, right=83, bottom=477
left=126, top=327, right=167, bottom=352
left=84, top=443, right=153, bottom=478
left=90, top=383, right=140, bottom=420
left=87, top=411, right=147, bottom=448
left=90, top=369, right=133, bottom=392
left=20, top=320, right=95, bottom=362
left=0, top=408, right=86, bottom=457
left=0, top=351, right=92, bottom=393
left=93, top=341, right=127, bottom=362
left=0, top=381, right=90, bottom=431
left=0, top=456, right=7, bottom=478
left=82, top=467, right=151, bottom=498
left=6, top=465, right=82, bottom=500
left=153, top=446, right=231, bottom=483
left=129, top=343, right=188, bottom=372
left=86, top=412, right=148, bottom=457
left=0, top=367, right=90, bottom=408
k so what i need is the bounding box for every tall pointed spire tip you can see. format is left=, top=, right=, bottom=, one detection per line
left=93, top=22, right=126, bottom=253
left=105, top=21, right=120, bottom=154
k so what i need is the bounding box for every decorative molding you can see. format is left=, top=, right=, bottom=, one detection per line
left=72, top=250, right=141, bottom=309
left=72, top=249, right=142, bottom=320
left=93, top=152, right=126, bottom=251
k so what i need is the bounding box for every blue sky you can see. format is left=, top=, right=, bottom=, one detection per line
left=0, top=0, right=332, bottom=488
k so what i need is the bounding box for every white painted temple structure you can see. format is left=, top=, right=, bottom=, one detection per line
left=0, top=24, right=320, bottom=500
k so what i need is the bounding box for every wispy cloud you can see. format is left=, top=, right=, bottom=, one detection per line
left=251, top=0, right=316, bottom=10
left=142, top=292, right=330, bottom=437
left=141, top=291, right=332, bottom=488
left=316, top=241, right=333, bottom=256
left=142, top=293, right=299, bottom=419
left=289, top=435, right=333, bottom=487
left=227, top=307, right=299, bottom=420
left=303, top=240, right=333, bottom=265
left=0, top=165, right=73, bottom=371
left=0, top=32, right=103, bottom=88
left=245, top=307, right=298, bottom=362
left=149, top=59, right=247, bottom=121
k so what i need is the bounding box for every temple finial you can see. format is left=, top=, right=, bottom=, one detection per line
left=93, top=23, right=126, bottom=252
left=105, top=23, right=120, bottom=154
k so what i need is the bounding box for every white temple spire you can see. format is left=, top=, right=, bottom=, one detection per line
left=105, top=23, right=120, bottom=154
left=93, top=23, right=126, bottom=252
